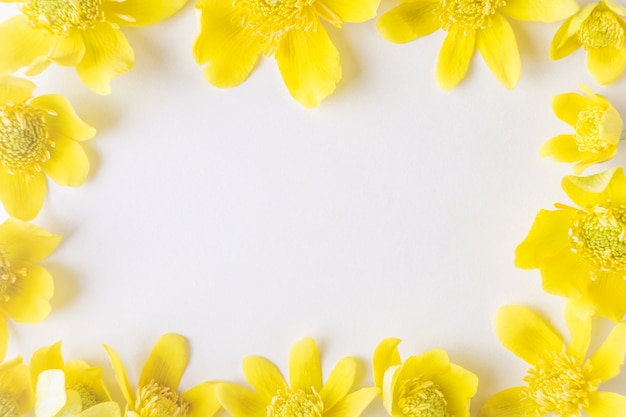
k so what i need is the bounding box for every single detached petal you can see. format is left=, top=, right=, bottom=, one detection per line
left=500, top=0, right=578, bottom=22
left=242, top=356, right=287, bottom=402
left=585, top=392, right=626, bottom=417
left=0, top=218, right=60, bottom=263
left=320, top=357, right=357, bottom=409
left=76, top=23, right=134, bottom=95
left=35, top=369, right=67, bottom=417
left=0, top=75, right=35, bottom=104
left=477, top=387, right=536, bottom=417
left=316, top=0, right=379, bottom=22
left=276, top=27, right=341, bottom=108
left=288, top=337, right=322, bottom=392
left=0, top=15, right=55, bottom=76
left=372, top=337, right=402, bottom=389
left=139, top=333, right=188, bottom=392
left=3, top=262, right=53, bottom=323
left=562, top=168, right=626, bottom=208
left=216, top=383, right=266, bottom=417
left=102, top=345, right=135, bottom=407
left=436, top=28, right=475, bottom=91
left=377, top=0, right=441, bottom=43
left=552, top=92, right=591, bottom=127
left=43, top=136, right=90, bottom=187
left=182, top=382, right=221, bottom=417
left=476, top=13, right=521, bottom=89
left=323, top=387, right=378, bottom=417
left=102, top=0, right=188, bottom=27
left=0, top=170, right=47, bottom=222
left=30, top=94, right=96, bottom=141
left=587, top=322, right=626, bottom=381
left=587, top=46, right=626, bottom=85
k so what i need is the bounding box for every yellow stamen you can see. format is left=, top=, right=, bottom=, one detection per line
left=0, top=389, right=19, bottom=417
left=578, top=10, right=625, bottom=49
left=0, top=250, right=22, bottom=303
left=397, top=377, right=449, bottom=417
left=67, top=383, right=101, bottom=410
left=575, top=106, right=609, bottom=153
left=436, top=0, right=506, bottom=32
left=22, top=0, right=105, bottom=35
left=267, top=388, right=324, bottom=417
left=135, top=381, right=189, bottom=417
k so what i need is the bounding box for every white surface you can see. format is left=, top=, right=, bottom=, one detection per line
left=2, top=1, right=626, bottom=414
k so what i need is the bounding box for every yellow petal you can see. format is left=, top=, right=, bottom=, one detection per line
left=549, top=18, right=581, bottom=60
left=539, top=247, right=587, bottom=298
left=562, top=168, right=626, bottom=207
left=49, top=30, right=86, bottom=67
left=583, top=273, right=626, bottom=321
left=573, top=146, right=618, bottom=174
left=476, top=13, right=520, bottom=89
left=585, top=392, right=626, bottom=417
left=322, top=387, right=378, bottom=417
left=0, top=75, right=35, bottom=104
left=372, top=337, right=402, bottom=389
left=564, top=300, right=592, bottom=361
left=3, top=262, right=53, bottom=323
left=495, top=305, right=563, bottom=365
left=0, top=170, right=47, bottom=221
left=400, top=350, right=451, bottom=383
left=600, top=105, right=623, bottom=144
left=552, top=92, right=591, bottom=127
left=30, top=341, right=64, bottom=384
left=539, top=134, right=581, bottom=162
left=216, top=383, right=265, bottom=417
left=0, top=218, right=61, bottom=263
left=276, top=27, right=341, bottom=108
left=65, top=360, right=111, bottom=402
left=587, top=321, right=626, bottom=381
left=320, top=357, right=357, bottom=409
left=500, top=0, right=579, bottom=22
left=288, top=338, right=322, bottom=392
left=0, top=318, right=7, bottom=362
left=102, top=0, right=188, bottom=27
left=76, top=24, right=134, bottom=95
left=377, top=1, right=441, bottom=43
left=77, top=402, right=120, bottom=417
left=604, top=0, right=626, bottom=16
left=182, top=382, right=221, bottom=417
left=2, top=359, right=33, bottom=413
left=476, top=387, right=536, bottom=417
left=242, top=356, right=287, bottom=402
left=43, top=137, right=90, bottom=187
left=436, top=364, right=478, bottom=417
left=102, top=345, right=135, bottom=407
left=35, top=369, right=67, bottom=417
left=316, top=0, right=379, bottom=22
left=587, top=46, right=626, bottom=84
left=0, top=15, right=55, bottom=75
left=139, top=333, right=188, bottom=392
left=30, top=94, right=96, bottom=141
left=436, top=28, right=475, bottom=91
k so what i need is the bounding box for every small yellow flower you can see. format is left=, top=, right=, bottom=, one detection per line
left=0, top=218, right=60, bottom=360
left=104, top=333, right=220, bottom=417
left=377, top=0, right=578, bottom=90
left=372, top=338, right=478, bottom=417
left=0, top=0, right=188, bottom=94
left=31, top=341, right=120, bottom=417
left=540, top=86, right=623, bottom=174
left=0, top=356, right=34, bottom=417
left=478, top=304, right=626, bottom=417
left=0, top=76, right=94, bottom=220
left=551, top=0, right=626, bottom=84
left=515, top=167, right=626, bottom=321
left=193, top=0, right=379, bottom=108
left=217, top=338, right=378, bottom=417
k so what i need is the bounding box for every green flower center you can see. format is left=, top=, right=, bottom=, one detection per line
left=135, top=381, right=189, bottom=417
left=578, top=10, right=625, bottom=49
left=0, top=250, right=23, bottom=303
left=67, top=383, right=101, bottom=410
left=436, top=0, right=506, bottom=32
left=266, top=388, right=324, bottom=417
left=575, top=105, right=608, bottom=153
left=522, top=352, right=598, bottom=416
left=397, top=377, right=448, bottom=417
left=22, top=0, right=104, bottom=35
left=0, top=389, right=20, bottom=417
left=0, top=103, right=52, bottom=176
left=569, top=205, right=626, bottom=278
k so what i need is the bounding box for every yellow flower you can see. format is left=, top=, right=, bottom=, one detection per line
left=515, top=167, right=626, bottom=321
left=30, top=341, right=120, bottom=417
left=0, top=356, right=34, bottom=417
left=372, top=338, right=478, bottom=417
left=104, top=333, right=220, bottom=417
left=217, top=338, right=378, bottom=417
left=0, top=75, right=94, bottom=220
left=539, top=86, right=623, bottom=174
left=0, top=218, right=60, bottom=360
left=377, top=0, right=578, bottom=90
left=193, top=0, right=379, bottom=108
left=550, top=0, right=626, bottom=84
left=478, top=304, right=626, bottom=417
left=0, top=0, right=188, bottom=94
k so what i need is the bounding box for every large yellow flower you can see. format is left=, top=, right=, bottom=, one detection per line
left=104, top=333, right=220, bottom=417
left=217, top=338, right=378, bottom=417
left=551, top=0, right=626, bottom=84
left=372, top=338, right=478, bottom=417
left=0, top=218, right=60, bottom=360
left=478, top=304, right=626, bottom=417
left=193, top=0, right=379, bottom=108
left=0, top=0, right=188, bottom=94
left=377, top=0, right=578, bottom=90
left=539, top=86, right=623, bottom=174
left=30, top=341, right=120, bottom=417
left=515, top=167, right=626, bottom=321
left=0, top=75, right=94, bottom=220
left=0, top=356, right=34, bottom=417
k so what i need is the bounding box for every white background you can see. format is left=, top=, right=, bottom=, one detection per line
left=2, top=1, right=626, bottom=415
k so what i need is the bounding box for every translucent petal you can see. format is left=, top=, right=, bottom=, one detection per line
left=436, top=28, right=475, bottom=91
left=0, top=218, right=60, bottom=263
left=562, top=168, right=626, bottom=207
left=322, top=387, right=378, bottom=417
left=78, top=402, right=120, bottom=417
left=0, top=170, right=47, bottom=222
left=43, top=136, right=90, bottom=187
left=316, top=0, right=379, bottom=22
left=377, top=1, right=441, bottom=43
left=3, top=262, right=53, bottom=323
left=0, top=75, right=35, bottom=105
left=30, top=342, right=64, bottom=384
left=288, top=338, right=322, bottom=392
left=476, top=13, right=520, bottom=89
left=477, top=387, right=536, bottom=417
left=587, top=46, right=626, bottom=85
left=242, top=356, right=287, bottom=402
left=564, top=301, right=592, bottom=362
left=139, top=333, right=188, bottom=391
left=320, top=357, right=357, bottom=409
left=49, top=30, right=85, bottom=67
left=30, top=94, right=96, bottom=141
left=216, top=383, right=266, bottom=417
left=500, top=0, right=578, bottom=22
left=0, top=15, right=55, bottom=76
left=102, top=345, right=135, bottom=407
left=372, top=337, right=402, bottom=389
left=102, top=0, right=188, bottom=27
left=182, top=382, right=221, bottom=417
left=35, top=369, right=67, bottom=417
left=588, top=322, right=626, bottom=381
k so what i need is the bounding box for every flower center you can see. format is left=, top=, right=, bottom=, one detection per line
left=0, top=389, right=19, bottom=417
left=396, top=377, right=448, bottom=417
left=578, top=10, right=625, bottom=49
left=522, top=352, right=598, bottom=416
left=135, top=381, right=190, bottom=417
left=67, top=383, right=101, bottom=410
left=266, top=388, right=324, bottom=417
left=0, top=251, right=24, bottom=303
left=22, top=0, right=104, bottom=35
left=569, top=205, right=626, bottom=278
left=0, top=103, right=53, bottom=176
left=574, top=106, right=609, bottom=153
left=436, top=0, right=506, bottom=32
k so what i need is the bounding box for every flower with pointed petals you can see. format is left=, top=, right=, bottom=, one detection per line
left=551, top=0, right=626, bottom=84
left=0, top=356, right=34, bottom=417
left=516, top=167, right=626, bottom=321
left=0, top=218, right=60, bottom=360
left=372, top=338, right=478, bottom=417
left=104, top=333, right=220, bottom=417
left=478, top=304, right=626, bottom=417
left=377, top=0, right=578, bottom=90
left=0, top=76, right=94, bottom=220
left=217, top=338, right=378, bottom=417
left=193, top=0, right=379, bottom=108
left=30, top=341, right=120, bottom=417
left=540, top=86, right=623, bottom=174
left=0, top=0, right=188, bottom=94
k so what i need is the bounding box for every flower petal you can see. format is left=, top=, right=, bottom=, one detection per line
left=436, top=28, right=475, bottom=91
left=495, top=305, right=563, bottom=365
left=539, top=134, right=581, bottom=162
left=216, top=383, right=266, bottom=417
left=0, top=318, right=7, bottom=362
left=583, top=273, right=626, bottom=321
left=477, top=387, right=536, bottom=417
left=0, top=15, right=55, bottom=76
left=0, top=170, right=46, bottom=222
left=549, top=17, right=581, bottom=60
left=77, top=402, right=120, bottom=417
left=242, top=356, right=287, bottom=402
left=30, top=341, right=64, bottom=383
left=2, top=358, right=32, bottom=413
left=322, top=387, right=378, bottom=417
left=76, top=24, right=134, bottom=95
left=587, top=46, right=626, bottom=84
left=139, top=333, right=188, bottom=392
left=476, top=13, right=520, bottom=89
left=562, top=168, right=626, bottom=207
left=102, top=344, right=135, bottom=407
left=539, top=248, right=587, bottom=298
left=0, top=218, right=60, bottom=263
left=64, top=360, right=111, bottom=402
left=372, top=337, right=402, bottom=389
left=49, top=30, right=86, bottom=67
left=436, top=364, right=478, bottom=417
left=320, top=357, right=357, bottom=410
left=316, top=0, right=379, bottom=22
left=564, top=300, right=592, bottom=361
left=35, top=369, right=67, bottom=417
left=43, top=136, right=90, bottom=187
left=552, top=92, right=591, bottom=127
left=30, top=94, right=96, bottom=141
left=3, top=261, right=53, bottom=323
left=587, top=322, right=626, bottom=381
left=289, top=337, right=322, bottom=392
left=182, top=382, right=221, bottom=417
left=585, top=392, right=626, bottom=417
left=102, top=0, right=187, bottom=26
left=499, top=0, right=578, bottom=22
left=604, top=0, right=626, bottom=16
left=276, top=26, right=341, bottom=108
left=377, top=1, right=441, bottom=43
left=0, top=75, right=35, bottom=104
